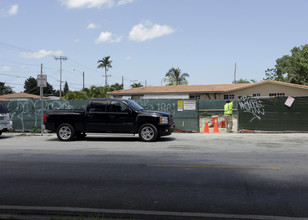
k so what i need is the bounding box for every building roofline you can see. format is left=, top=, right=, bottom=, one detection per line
left=107, top=80, right=308, bottom=96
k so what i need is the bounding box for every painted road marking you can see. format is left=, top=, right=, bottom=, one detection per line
left=147, top=164, right=280, bottom=170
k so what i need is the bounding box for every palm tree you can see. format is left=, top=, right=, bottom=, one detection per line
left=130, top=82, right=143, bottom=88
left=97, top=56, right=112, bottom=86
left=163, top=67, right=189, bottom=85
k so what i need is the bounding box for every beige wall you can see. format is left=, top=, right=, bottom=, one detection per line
left=225, top=83, right=308, bottom=99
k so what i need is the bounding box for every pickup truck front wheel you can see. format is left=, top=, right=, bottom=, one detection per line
left=57, top=123, right=75, bottom=141
left=139, top=123, right=158, bottom=142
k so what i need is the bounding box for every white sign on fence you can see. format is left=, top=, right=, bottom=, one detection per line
left=285, top=96, right=295, bottom=107
left=184, top=100, right=196, bottom=110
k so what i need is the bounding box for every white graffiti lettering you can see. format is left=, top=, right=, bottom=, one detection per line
left=135, top=99, right=176, bottom=114
left=6, top=100, right=78, bottom=131
left=238, top=96, right=265, bottom=122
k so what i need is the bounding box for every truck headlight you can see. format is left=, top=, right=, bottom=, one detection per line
left=160, top=117, right=168, bottom=124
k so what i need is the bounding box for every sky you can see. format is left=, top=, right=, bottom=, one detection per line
left=0, top=0, right=308, bottom=92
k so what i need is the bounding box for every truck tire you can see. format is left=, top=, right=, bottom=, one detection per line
left=139, top=123, right=158, bottom=142
left=57, top=123, right=75, bottom=141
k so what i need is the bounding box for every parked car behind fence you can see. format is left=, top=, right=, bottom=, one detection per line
left=0, top=103, right=13, bottom=135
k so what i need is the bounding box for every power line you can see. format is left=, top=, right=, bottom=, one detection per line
left=0, top=72, right=29, bottom=79
left=0, top=41, right=34, bottom=53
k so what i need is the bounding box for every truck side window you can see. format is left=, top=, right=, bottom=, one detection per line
left=89, top=100, right=107, bottom=112
left=110, top=101, right=128, bottom=112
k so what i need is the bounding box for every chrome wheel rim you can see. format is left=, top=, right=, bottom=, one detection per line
left=141, top=126, right=154, bottom=141
left=59, top=126, right=72, bottom=140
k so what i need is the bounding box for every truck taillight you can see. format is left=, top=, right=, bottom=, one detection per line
left=43, top=113, right=47, bottom=123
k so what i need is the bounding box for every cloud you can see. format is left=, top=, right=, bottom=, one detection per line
left=60, top=0, right=114, bottom=9
left=129, top=21, right=174, bottom=42
left=8, top=4, right=18, bottom=15
left=87, top=23, right=99, bottom=29
left=74, top=39, right=80, bottom=43
left=117, top=0, right=133, bottom=6
left=20, top=50, right=63, bottom=59
left=0, top=66, right=12, bottom=71
left=95, top=32, right=122, bottom=43
left=1, top=4, right=18, bottom=16
left=125, top=56, right=132, bottom=60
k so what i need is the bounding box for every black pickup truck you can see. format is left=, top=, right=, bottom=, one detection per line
left=44, top=98, right=174, bottom=142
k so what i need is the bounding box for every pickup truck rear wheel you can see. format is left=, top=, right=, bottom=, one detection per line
left=57, top=123, right=75, bottom=141
left=139, top=123, right=158, bottom=142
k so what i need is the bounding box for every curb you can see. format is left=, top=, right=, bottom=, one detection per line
left=0, top=205, right=307, bottom=220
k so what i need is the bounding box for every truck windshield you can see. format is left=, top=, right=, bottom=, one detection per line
left=126, top=100, right=144, bottom=111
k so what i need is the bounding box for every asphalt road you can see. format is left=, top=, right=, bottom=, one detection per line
left=0, top=132, right=308, bottom=219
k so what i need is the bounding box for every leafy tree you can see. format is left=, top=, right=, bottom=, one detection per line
left=110, top=83, right=123, bottom=91
left=130, top=82, right=143, bottom=88
left=234, top=78, right=256, bottom=84
left=24, top=77, right=38, bottom=94
left=163, top=67, right=189, bottom=85
left=63, top=91, right=88, bottom=100
left=24, top=76, right=54, bottom=95
left=64, top=83, right=123, bottom=100
left=97, top=56, right=112, bottom=86
left=264, top=44, right=308, bottom=85
left=0, top=82, right=13, bottom=95
left=82, top=86, right=109, bottom=98
left=63, top=81, right=69, bottom=95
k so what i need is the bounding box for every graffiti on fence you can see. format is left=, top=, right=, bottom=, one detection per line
left=238, top=96, right=265, bottom=122
left=135, top=99, right=176, bottom=114
left=6, top=100, right=74, bottom=130
left=135, top=99, right=153, bottom=110
left=157, top=102, right=176, bottom=114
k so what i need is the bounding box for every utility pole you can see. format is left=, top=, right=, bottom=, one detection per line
left=54, top=56, right=67, bottom=98
left=40, top=63, right=43, bottom=136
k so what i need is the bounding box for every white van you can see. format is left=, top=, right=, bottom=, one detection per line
left=0, top=103, right=12, bottom=135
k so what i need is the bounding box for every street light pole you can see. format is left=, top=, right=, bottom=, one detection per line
left=83, top=71, right=85, bottom=90
left=73, top=69, right=85, bottom=90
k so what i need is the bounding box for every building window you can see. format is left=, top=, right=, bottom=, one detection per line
left=224, top=94, right=234, bottom=100
left=269, top=93, right=285, bottom=97
left=253, top=93, right=260, bottom=97
left=189, top=94, right=200, bottom=100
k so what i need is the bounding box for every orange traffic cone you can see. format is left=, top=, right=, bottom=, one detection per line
left=213, top=119, right=219, bottom=133
left=203, top=121, right=209, bottom=133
